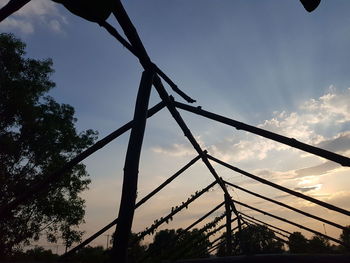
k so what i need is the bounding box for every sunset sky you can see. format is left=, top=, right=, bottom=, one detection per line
left=1, top=0, right=350, bottom=253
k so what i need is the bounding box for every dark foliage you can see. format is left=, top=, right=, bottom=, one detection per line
left=308, top=235, right=331, bottom=253
left=289, top=232, right=335, bottom=254
left=340, top=226, right=350, bottom=252
left=288, top=232, right=309, bottom=253
left=69, top=246, right=109, bottom=263
left=11, top=247, right=59, bottom=262
left=144, top=228, right=210, bottom=263
left=217, top=225, right=284, bottom=256
left=0, top=33, right=97, bottom=256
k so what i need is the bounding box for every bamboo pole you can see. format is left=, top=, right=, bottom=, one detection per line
left=183, top=201, right=225, bottom=232
left=242, top=216, right=289, bottom=239
left=206, top=217, right=238, bottom=239
left=110, top=1, right=195, bottom=103
left=174, top=220, right=239, bottom=260
left=206, top=225, right=240, bottom=255
left=136, top=181, right=217, bottom=241
left=0, top=0, right=30, bottom=22
left=224, top=180, right=347, bottom=230
left=240, top=212, right=291, bottom=236
left=62, top=154, right=200, bottom=258
left=152, top=74, right=244, bottom=248
left=0, top=102, right=165, bottom=220
left=140, top=214, right=223, bottom=263
left=208, top=234, right=225, bottom=249
left=111, top=69, right=154, bottom=262
left=174, top=101, right=350, bottom=167
left=243, top=221, right=289, bottom=245
left=207, top=240, right=224, bottom=255
left=208, top=154, right=350, bottom=216
left=225, top=194, right=233, bottom=256
left=231, top=198, right=346, bottom=246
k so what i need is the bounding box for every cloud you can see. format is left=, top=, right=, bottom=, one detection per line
left=316, top=132, right=350, bottom=153
left=151, top=135, right=205, bottom=157
left=0, top=0, right=67, bottom=34
left=295, top=161, right=340, bottom=177
left=205, top=87, right=350, bottom=164
left=152, top=143, right=195, bottom=157
left=301, top=87, right=350, bottom=124
left=294, top=184, right=322, bottom=193
left=0, top=17, right=34, bottom=34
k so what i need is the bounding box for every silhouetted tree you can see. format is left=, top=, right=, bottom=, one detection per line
left=144, top=228, right=210, bottom=262
left=109, top=232, right=146, bottom=263
left=11, top=246, right=59, bottom=262
left=127, top=233, right=147, bottom=263
left=340, top=225, right=350, bottom=252
left=215, top=233, right=227, bottom=257
left=226, top=225, right=284, bottom=255
left=0, top=33, right=97, bottom=257
left=308, top=235, right=331, bottom=253
left=288, top=232, right=309, bottom=253
left=70, top=246, right=108, bottom=263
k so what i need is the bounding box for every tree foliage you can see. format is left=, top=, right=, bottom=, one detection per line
left=217, top=224, right=284, bottom=256
left=308, top=235, right=331, bottom=254
left=340, top=226, right=350, bottom=252
left=0, top=33, right=97, bottom=256
left=289, top=232, right=334, bottom=254
left=11, top=246, right=59, bottom=262
left=70, top=246, right=109, bottom=263
left=144, top=228, right=210, bottom=263
left=288, top=232, right=309, bottom=253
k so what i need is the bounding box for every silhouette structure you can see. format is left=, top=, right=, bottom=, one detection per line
left=1, top=1, right=349, bottom=263
left=300, top=0, right=321, bottom=12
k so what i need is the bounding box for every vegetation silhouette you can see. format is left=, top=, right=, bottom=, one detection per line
left=0, top=33, right=97, bottom=258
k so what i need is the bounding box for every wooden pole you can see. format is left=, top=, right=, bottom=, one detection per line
left=240, top=212, right=291, bottom=235
left=0, top=0, right=31, bottom=22
left=225, top=194, right=232, bottom=256
left=231, top=198, right=347, bottom=246
left=62, top=154, right=200, bottom=259
left=208, top=154, right=350, bottom=216
left=110, top=1, right=195, bottom=103
left=183, top=201, right=225, bottom=232
left=152, top=75, right=244, bottom=247
left=111, top=69, right=154, bottom=263
left=241, top=216, right=289, bottom=239
left=0, top=102, right=165, bottom=220
left=174, top=101, right=350, bottom=167
left=136, top=181, right=217, bottom=241
left=173, top=219, right=238, bottom=260
left=224, top=180, right=347, bottom=230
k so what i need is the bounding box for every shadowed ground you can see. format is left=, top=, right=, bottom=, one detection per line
left=175, top=254, right=350, bottom=263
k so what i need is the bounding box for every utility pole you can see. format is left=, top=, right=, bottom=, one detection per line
left=105, top=234, right=110, bottom=249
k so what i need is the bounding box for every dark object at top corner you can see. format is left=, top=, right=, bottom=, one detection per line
left=52, top=0, right=114, bottom=23
left=300, top=0, right=321, bottom=12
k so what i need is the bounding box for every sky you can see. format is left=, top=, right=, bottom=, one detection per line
left=1, top=0, right=350, bottom=254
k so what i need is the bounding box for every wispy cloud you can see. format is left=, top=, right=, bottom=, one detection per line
left=0, top=0, right=67, bottom=34
left=208, top=87, right=350, bottom=164
left=294, top=184, right=322, bottom=193
left=295, top=161, right=340, bottom=178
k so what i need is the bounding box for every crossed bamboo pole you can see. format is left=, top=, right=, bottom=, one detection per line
left=208, top=154, right=350, bottom=216
left=61, top=154, right=201, bottom=258
left=231, top=198, right=346, bottom=246
left=0, top=102, right=165, bottom=219
left=240, top=212, right=292, bottom=236
left=224, top=180, right=347, bottom=230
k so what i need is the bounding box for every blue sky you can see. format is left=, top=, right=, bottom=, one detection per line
left=1, top=0, right=350, bottom=253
